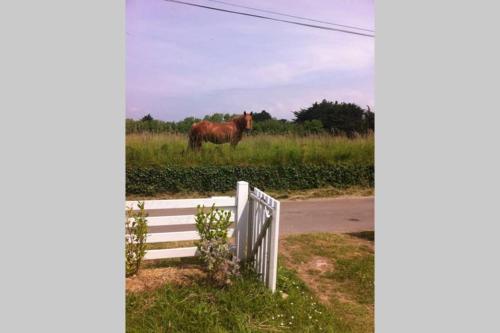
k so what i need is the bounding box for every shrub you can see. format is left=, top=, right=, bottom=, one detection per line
left=125, top=202, right=148, bottom=277
left=126, top=165, right=374, bottom=195
left=195, top=205, right=239, bottom=285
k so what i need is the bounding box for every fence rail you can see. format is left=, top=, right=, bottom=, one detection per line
left=125, top=181, right=280, bottom=291
left=136, top=211, right=235, bottom=227
left=126, top=197, right=236, bottom=210
left=125, top=196, right=236, bottom=259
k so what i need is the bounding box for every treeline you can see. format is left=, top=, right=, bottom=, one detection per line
left=126, top=99, right=374, bottom=137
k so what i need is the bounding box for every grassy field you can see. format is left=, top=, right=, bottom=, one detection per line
left=126, top=232, right=374, bottom=333
left=126, top=133, right=374, bottom=168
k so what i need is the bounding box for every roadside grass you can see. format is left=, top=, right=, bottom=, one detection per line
left=280, top=232, right=374, bottom=333
left=347, top=231, right=375, bottom=242
left=126, top=185, right=374, bottom=201
left=126, top=133, right=374, bottom=168
left=126, top=232, right=374, bottom=333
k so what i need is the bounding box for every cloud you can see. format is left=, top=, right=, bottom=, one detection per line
left=126, top=0, right=374, bottom=120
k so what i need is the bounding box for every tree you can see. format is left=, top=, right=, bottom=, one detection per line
left=176, top=117, right=200, bottom=133
left=141, top=114, right=154, bottom=122
left=294, top=99, right=372, bottom=136
left=252, top=110, right=272, bottom=122
left=204, top=113, right=225, bottom=123
left=364, top=106, right=375, bottom=133
left=251, top=119, right=295, bottom=135
left=302, top=119, right=324, bottom=134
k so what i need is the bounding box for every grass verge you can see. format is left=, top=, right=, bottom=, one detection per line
left=126, top=232, right=374, bottom=333
left=126, top=186, right=374, bottom=201
left=280, top=232, right=374, bottom=333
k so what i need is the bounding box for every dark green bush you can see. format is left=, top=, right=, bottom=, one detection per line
left=126, top=165, right=374, bottom=195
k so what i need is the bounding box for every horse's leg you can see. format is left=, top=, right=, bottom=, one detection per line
left=230, top=139, right=239, bottom=149
left=188, top=136, right=202, bottom=151
left=188, top=136, right=195, bottom=150
left=194, top=137, right=202, bottom=151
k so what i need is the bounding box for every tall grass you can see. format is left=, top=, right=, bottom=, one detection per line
left=126, top=133, right=374, bottom=168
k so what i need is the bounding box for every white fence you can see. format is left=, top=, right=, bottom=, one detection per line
left=125, top=181, right=281, bottom=291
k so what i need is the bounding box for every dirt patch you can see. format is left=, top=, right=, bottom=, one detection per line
left=126, top=266, right=205, bottom=293
left=279, top=233, right=374, bottom=306
left=280, top=241, right=335, bottom=303
left=298, top=257, right=335, bottom=303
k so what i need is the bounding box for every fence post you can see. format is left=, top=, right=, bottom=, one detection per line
left=235, top=181, right=249, bottom=261
left=267, top=200, right=280, bottom=292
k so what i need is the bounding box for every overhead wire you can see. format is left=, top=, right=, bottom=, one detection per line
left=202, top=0, right=374, bottom=33
left=163, top=0, right=375, bottom=38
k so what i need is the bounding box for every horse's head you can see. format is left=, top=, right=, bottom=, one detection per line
left=243, top=111, right=253, bottom=131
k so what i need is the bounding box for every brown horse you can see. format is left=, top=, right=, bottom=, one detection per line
left=188, top=112, right=253, bottom=150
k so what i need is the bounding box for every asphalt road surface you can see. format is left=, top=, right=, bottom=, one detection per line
left=279, top=197, right=373, bottom=235
left=147, top=197, right=374, bottom=236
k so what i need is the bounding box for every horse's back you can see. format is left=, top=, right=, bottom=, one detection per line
left=189, top=120, right=237, bottom=147
left=191, top=120, right=231, bottom=134
left=189, top=120, right=207, bottom=136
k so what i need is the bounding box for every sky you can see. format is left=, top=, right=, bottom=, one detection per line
left=126, top=0, right=374, bottom=121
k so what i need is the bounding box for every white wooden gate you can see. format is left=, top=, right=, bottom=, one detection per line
left=233, top=182, right=281, bottom=292
left=125, top=181, right=281, bottom=291
left=247, top=187, right=281, bottom=292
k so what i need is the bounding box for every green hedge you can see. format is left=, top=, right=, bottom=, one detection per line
left=126, top=165, right=374, bottom=195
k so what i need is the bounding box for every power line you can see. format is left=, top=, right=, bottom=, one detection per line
left=203, top=0, right=374, bottom=33
left=163, top=0, right=374, bottom=38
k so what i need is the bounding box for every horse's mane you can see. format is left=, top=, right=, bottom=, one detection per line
left=230, top=114, right=247, bottom=130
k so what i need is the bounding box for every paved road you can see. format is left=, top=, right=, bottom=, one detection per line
left=279, top=197, right=373, bottom=235
left=147, top=197, right=374, bottom=236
